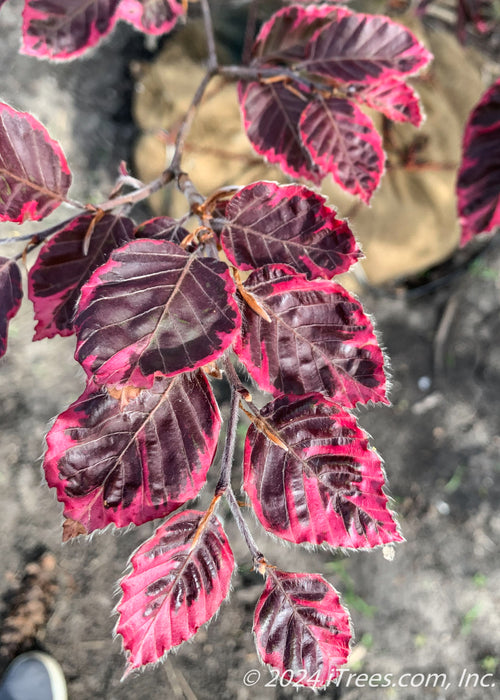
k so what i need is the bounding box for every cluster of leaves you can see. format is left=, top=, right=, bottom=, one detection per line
left=19, top=0, right=186, bottom=60
left=0, top=0, right=499, bottom=687
left=0, top=124, right=402, bottom=679
left=237, top=3, right=432, bottom=202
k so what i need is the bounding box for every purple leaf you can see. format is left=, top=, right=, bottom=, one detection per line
left=457, top=78, right=500, bottom=245
left=254, top=569, right=351, bottom=688
left=0, top=257, right=23, bottom=359
left=134, top=216, right=190, bottom=246
left=0, top=102, right=71, bottom=222
left=28, top=213, right=134, bottom=340
left=244, top=394, right=402, bottom=549
left=117, top=509, right=235, bottom=671
left=253, top=3, right=347, bottom=63
left=299, top=96, right=384, bottom=204
left=352, top=78, right=424, bottom=127
left=43, top=372, right=220, bottom=532
left=298, top=11, right=432, bottom=85
left=22, top=0, right=121, bottom=60
left=74, top=239, right=241, bottom=388
left=238, top=80, right=321, bottom=184
left=118, top=0, right=184, bottom=35
left=220, top=181, right=360, bottom=279
left=234, top=265, right=387, bottom=408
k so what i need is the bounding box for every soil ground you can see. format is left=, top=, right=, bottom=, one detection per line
left=0, top=2, right=499, bottom=699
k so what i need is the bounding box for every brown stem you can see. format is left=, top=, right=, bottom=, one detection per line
left=170, top=69, right=217, bottom=174
left=177, top=173, right=205, bottom=214
left=218, top=64, right=334, bottom=96
left=95, top=63, right=217, bottom=215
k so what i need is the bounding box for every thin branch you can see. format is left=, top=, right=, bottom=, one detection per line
left=96, top=168, right=175, bottom=212
left=95, top=62, right=217, bottom=214
left=63, top=195, right=88, bottom=211
left=215, top=383, right=240, bottom=495
left=200, top=0, right=218, bottom=71
left=1, top=216, right=76, bottom=258
left=224, top=486, right=264, bottom=567
left=170, top=69, right=217, bottom=174
left=223, top=354, right=262, bottom=418
left=218, top=354, right=266, bottom=567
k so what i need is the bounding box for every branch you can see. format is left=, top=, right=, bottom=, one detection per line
left=96, top=66, right=217, bottom=214
left=223, top=354, right=262, bottom=419
left=218, top=354, right=266, bottom=569
left=169, top=69, right=216, bottom=174
left=200, top=0, right=218, bottom=71
left=96, top=168, right=175, bottom=212
left=218, top=64, right=335, bottom=96
left=224, top=486, right=265, bottom=569
left=215, top=382, right=240, bottom=495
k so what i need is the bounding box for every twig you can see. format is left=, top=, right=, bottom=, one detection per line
left=200, top=0, right=218, bottom=71
left=177, top=173, right=205, bottom=213
left=218, top=64, right=338, bottom=96
left=218, top=355, right=266, bottom=568
left=169, top=69, right=217, bottom=174
left=97, top=63, right=217, bottom=214
left=224, top=486, right=264, bottom=568
left=215, top=384, right=240, bottom=494
left=222, top=354, right=261, bottom=417
left=96, top=168, right=175, bottom=212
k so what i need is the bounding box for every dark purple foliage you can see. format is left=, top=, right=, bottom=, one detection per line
left=297, top=11, right=431, bottom=85
left=353, top=79, right=424, bottom=127
left=252, top=3, right=345, bottom=63
left=43, top=372, right=220, bottom=532
left=118, top=0, right=184, bottom=35
left=244, top=394, right=402, bottom=548
left=220, top=181, right=360, bottom=278
left=254, top=569, right=351, bottom=687
left=0, top=257, right=23, bottom=358
left=0, top=102, right=71, bottom=222
left=74, top=239, right=241, bottom=388
left=238, top=5, right=430, bottom=201
left=29, top=213, right=134, bottom=340
left=0, top=1, right=426, bottom=681
left=134, top=216, right=190, bottom=245
left=22, top=0, right=122, bottom=60
left=21, top=0, right=185, bottom=60
left=238, top=80, right=320, bottom=184
left=234, top=265, right=387, bottom=407
left=300, top=96, right=384, bottom=204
